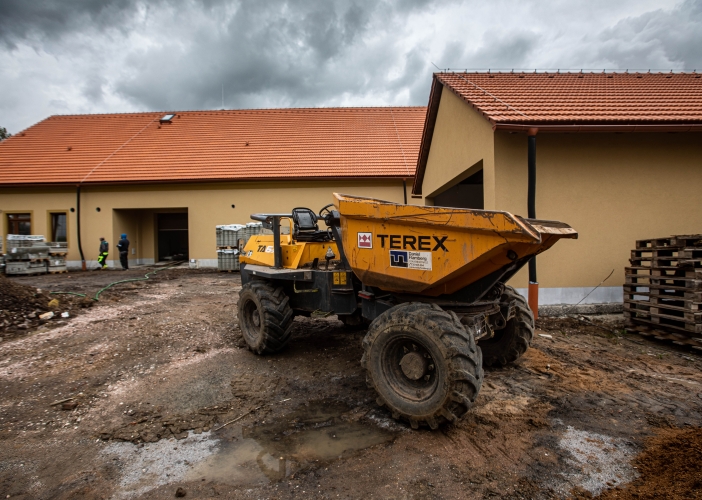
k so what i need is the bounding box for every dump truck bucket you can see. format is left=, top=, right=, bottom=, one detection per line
left=335, top=193, right=577, bottom=296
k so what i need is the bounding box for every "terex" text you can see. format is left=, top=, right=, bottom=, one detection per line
left=376, top=234, right=448, bottom=252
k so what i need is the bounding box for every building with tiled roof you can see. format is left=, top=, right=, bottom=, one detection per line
left=413, top=72, right=702, bottom=308
left=0, top=107, right=425, bottom=268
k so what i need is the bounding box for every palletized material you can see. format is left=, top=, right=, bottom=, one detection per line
left=45, top=242, right=68, bottom=255
left=216, top=224, right=246, bottom=247
left=6, top=234, right=45, bottom=248
left=624, top=234, right=702, bottom=349
left=5, top=246, right=50, bottom=261
left=4, top=234, right=50, bottom=275
left=5, top=260, right=47, bottom=275
left=48, top=257, right=67, bottom=273
left=215, top=222, right=263, bottom=272
left=217, top=249, right=239, bottom=271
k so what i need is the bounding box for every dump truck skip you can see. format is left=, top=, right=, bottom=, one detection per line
left=238, top=193, right=577, bottom=429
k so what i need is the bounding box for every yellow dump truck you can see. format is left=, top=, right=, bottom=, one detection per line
left=239, top=194, right=577, bottom=429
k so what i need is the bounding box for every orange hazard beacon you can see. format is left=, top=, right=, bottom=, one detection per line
left=239, top=193, right=577, bottom=429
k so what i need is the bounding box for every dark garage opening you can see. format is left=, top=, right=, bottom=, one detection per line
left=433, top=169, right=484, bottom=209
left=157, top=212, right=189, bottom=261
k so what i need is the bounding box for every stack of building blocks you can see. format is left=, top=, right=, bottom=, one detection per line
left=624, top=234, right=702, bottom=350
left=4, top=235, right=50, bottom=275
left=215, top=222, right=263, bottom=272
left=45, top=242, right=68, bottom=273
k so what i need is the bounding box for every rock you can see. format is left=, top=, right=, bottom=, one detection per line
left=39, top=312, right=54, bottom=320
left=175, top=487, right=187, bottom=497
left=62, top=401, right=78, bottom=411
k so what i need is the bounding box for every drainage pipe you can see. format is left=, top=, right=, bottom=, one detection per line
left=527, top=128, right=538, bottom=319
left=76, top=185, right=86, bottom=271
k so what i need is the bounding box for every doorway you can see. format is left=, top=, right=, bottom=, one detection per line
left=157, top=212, right=189, bottom=261
left=432, top=169, right=484, bottom=209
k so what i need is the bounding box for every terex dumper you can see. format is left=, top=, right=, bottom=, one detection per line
left=238, top=194, right=577, bottom=429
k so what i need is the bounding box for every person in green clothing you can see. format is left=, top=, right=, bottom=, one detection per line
left=97, top=237, right=109, bottom=270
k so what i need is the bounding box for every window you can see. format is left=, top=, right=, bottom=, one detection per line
left=51, top=213, right=67, bottom=242
left=7, top=213, right=31, bottom=235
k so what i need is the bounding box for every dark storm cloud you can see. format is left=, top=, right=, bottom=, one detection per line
left=112, top=0, right=429, bottom=111
left=0, top=0, right=143, bottom=48
left=438, top=31, right=540, bottom=71
left=1, top=0, right=700, bottom=134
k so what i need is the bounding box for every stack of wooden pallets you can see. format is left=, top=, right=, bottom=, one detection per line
left=624, top=234, right=702, bottom=350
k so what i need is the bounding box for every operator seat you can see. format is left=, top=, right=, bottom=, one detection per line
left=291, top=207, right=331, bottom=242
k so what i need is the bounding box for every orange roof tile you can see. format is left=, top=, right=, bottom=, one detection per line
left=436, top=71, right=702, bottom=125
left=413, top=72, right=702, bottom=194
left=0, top=107, right=425, bottom=186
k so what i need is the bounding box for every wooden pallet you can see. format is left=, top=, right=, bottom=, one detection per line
left=626, top=266, right=702, bottom=278
left=48, top=269, right=68, bottom=274
left=625, top=299, right=700, bottom=314
left=636, top=234, right=702, bottom=250
left=623, top=284, right=702, bottom=299
left=626, top=322, right=702, bottom=350
left=624, top=309, right=702, bottom=334
left=624, top=300, right=702, bottom=320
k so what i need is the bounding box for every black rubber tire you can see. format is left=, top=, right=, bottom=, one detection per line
left=479, top=285, right=534, bottom=366
left=361, top=303, right=484, bottom=429
left=237, top=281, right=294, bottom=355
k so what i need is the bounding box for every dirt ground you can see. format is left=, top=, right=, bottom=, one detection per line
left=1, top=267, right=701, bottom=499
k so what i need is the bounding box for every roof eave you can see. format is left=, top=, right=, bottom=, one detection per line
left=0, top=174, right=413, bottom=189
left=412, top=76, right=445, bottom=196
left=493, top=123, right=702, bottom=133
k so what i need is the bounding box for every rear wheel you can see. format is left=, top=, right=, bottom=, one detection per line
left=479, top=285, right=534, bottom=366
left=237, top=281, right=294, bottom=354
left=361, top=303, right=483, bottom=429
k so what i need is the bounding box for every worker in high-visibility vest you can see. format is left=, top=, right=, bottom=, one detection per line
left=97, top=237, right=109, bottom=269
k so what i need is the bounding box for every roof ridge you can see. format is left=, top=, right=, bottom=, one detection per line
left=46, top=106, right=427, bottom=121
left=436, top=70, right=699, bottom=75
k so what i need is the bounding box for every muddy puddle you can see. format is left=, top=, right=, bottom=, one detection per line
left=188, top=399, right=395, bottom=484
left=105, top=399, right=395, bottom=496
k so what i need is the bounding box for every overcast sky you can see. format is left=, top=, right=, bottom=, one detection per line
left=1, top=0, right=699, bottom=133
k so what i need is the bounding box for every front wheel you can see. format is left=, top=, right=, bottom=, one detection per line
left=361, top=303, right=483, bottom=429
left=237, top=281, right=294, bottom=354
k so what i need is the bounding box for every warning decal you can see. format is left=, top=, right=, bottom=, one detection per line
left=389, top=250, right=432, bottom=270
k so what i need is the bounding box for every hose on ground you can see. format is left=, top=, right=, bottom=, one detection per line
left=49, top=265, right=181, bottom=302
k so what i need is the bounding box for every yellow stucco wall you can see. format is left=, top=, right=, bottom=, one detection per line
left=1, top=180, right=407, bottom=266
left=492, top=131, right=702, bottom=289
left=421, top=88, right=496, bottom=207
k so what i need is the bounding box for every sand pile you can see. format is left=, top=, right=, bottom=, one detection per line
left=598, top=427, right=702, bottom=499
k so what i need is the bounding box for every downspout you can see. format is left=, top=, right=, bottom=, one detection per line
left=403, top=180, right=408, bottom=204
left=76, top=185, right=86, bottom=270
left=527, top=128, right=538, bottom=319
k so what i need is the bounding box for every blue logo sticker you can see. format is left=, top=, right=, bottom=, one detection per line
left=389, top=250, right=408, bottom=268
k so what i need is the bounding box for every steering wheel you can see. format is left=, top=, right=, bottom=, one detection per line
left=318, top=203, right=335, bottom=218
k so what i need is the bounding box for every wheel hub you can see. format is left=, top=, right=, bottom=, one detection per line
left=399, top=351, right=426, bottom=380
